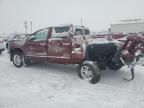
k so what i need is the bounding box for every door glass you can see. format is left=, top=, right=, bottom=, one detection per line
left=84, top=29, right=90, bottom=35
left=32, top=29, right=48, bottom=41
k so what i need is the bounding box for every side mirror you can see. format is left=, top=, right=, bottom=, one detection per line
left=27, top=36, right=35, bottom=41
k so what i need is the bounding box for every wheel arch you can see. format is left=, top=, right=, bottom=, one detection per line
left=10, top=48, right=23, bottom=61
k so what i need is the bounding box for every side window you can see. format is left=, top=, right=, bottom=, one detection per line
left=52, top=26, right=70, bottom=38
left=33, top=29, right=48, bottom=41
left=75, top=29, right=83, bottom=35
left=84, top=29, right=90, bottom=35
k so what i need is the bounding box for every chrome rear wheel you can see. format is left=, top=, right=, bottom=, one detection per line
left=80, top=65, right=94, bottom=81
left=12, top=52, right=23, bottom=67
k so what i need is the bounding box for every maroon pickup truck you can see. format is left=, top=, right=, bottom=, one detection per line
left=9, top=24, right=144, bottom=84
left=9, top=24, right=91, bottom=65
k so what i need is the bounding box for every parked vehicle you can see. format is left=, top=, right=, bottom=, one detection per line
left=0, top=38, right=5, bottom=55
left=9, top=24, right=144, bottom=84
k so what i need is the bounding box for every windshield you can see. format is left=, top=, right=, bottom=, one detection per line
left=52, top=26, right=70, bottom=38
left=13, top=34, right=27, bottom=40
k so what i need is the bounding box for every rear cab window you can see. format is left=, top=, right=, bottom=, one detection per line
left=52, top=26, right=70, bottom=38
left=84, top=29, right=90, bottom=35
left=75, top=29, right=83, bottom=35
left=74, top=26, right=90, bottom=36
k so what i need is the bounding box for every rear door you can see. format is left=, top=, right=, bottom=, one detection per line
left=47, top=26, right=71, bottom=63
left=71, top=28, right=86, bottom=62
left=25, top=29, right=49, bottom=60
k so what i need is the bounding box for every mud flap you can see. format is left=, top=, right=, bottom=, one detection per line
left=122, top=58, right=137, bottom=81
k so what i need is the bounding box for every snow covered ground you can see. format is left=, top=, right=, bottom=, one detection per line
left=0, top=50, right=144, bottom=108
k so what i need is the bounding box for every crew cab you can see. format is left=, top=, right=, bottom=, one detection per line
left=9, top=24, right=125, bottom=84
left=9, top=24, right=91, bottom=63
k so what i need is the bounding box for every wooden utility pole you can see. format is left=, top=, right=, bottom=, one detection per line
left=24, top=21, right=27, bottom=34
left=30, top=21, right=32, bottom=33
left=24, top=21, right=33, bottom=33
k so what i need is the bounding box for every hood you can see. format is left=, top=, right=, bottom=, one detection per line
left=9, top=39, right=26, bottom=49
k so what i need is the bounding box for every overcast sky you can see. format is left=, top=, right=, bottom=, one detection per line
left=0, top=0, right=144, bottom=34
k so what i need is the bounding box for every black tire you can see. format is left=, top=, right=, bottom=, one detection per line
left=6, top=43, right=8, bottom=49
left=78, top=61, right=101, bottom=84
left=12, top=52, right=23, bottom=68
left=23, top=56, right=30, bottom=67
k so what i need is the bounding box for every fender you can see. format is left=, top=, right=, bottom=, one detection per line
left=10, top=48, right=23, bottom=61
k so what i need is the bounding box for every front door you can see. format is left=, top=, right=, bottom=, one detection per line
left=47, top=26, right=71, bottom=63
left=25, top=29, right=49, bottom=61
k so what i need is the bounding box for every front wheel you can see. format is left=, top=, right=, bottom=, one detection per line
left=78, top=61, right=101, bottom=84
left=12, top=52, right=23, bottom=67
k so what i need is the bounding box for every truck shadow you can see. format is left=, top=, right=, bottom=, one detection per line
left=27, top=62, right=78, bottom=77
left=27, top=62, right=126, bottom=83
left=23, top=62, right=144, bottom=88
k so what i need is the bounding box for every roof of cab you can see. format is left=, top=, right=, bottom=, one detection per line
left=32, top=24, right=89, bottom=34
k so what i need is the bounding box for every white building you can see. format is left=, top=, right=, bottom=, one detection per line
left=111, top=19, right=144, bottom=33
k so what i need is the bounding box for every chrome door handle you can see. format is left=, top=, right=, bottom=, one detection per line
left=40, top=43, right=46, bottom=46
left=63, top=43, right=70, bottom=45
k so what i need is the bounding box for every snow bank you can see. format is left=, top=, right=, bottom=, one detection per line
left=0, top=51, right=144, bottom=108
